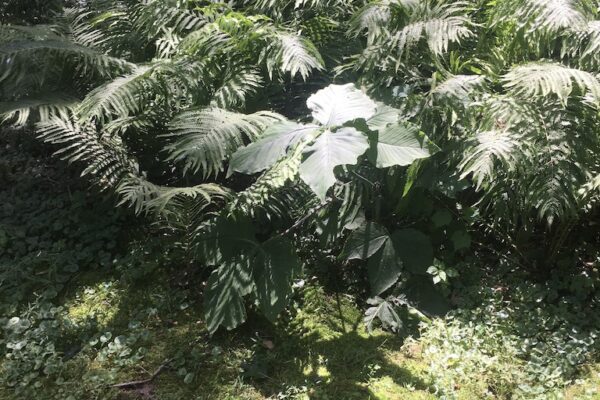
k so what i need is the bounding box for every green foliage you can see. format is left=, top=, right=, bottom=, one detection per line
left=2, top=0, right=600, bottom=366
left=419, top=277, right=600, bottom=399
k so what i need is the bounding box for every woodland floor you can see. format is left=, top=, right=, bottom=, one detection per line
left=2, top=133, right=600, bottom=400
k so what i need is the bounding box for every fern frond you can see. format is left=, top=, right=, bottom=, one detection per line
left=429, top=74, right=485, bottom=105
left=502, top=62, right=600, bottom=101
left=459, top=130, right=523, bottom=189
left=77, top=65, right=152, bottom=122
left=529, top=168, right=580, bottom=225
left=166, top=108, right=284, bottom=178
left=155, top=28, right=182, bottom=59
left=176, top=23, right=232, bottom=56
left=262, top=30, right=324, bottom=80
left=568, top=21, right=600, bottom=68
left=211, top=68, right=263, bottom=109
left=131, top=0, right=206, bottom=38
left=519, top=0, right=588, bottom=32
left=0, top=35, right=134, bottom=80
left=77, top=58, right=206, bottom=123
left=349, top=0, right=418, bottom=43
left=117, top=176, right=232, bottom=217
left=36, top=114, right=138, bottom=188
left=233, top=143, right=316, bottom=220
left=391, top=1, right=473, bottom=58
left=349, top=2, right=393, bottom=44
left=0, top=94, right=77, bottom=126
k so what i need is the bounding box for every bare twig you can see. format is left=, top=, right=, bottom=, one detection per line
left=111, top=358, right=174, bottom=389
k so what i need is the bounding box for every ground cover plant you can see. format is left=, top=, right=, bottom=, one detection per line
left=3, top=0, right=600, bottom=399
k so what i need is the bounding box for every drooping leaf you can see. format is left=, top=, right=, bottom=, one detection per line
left=299, top=128, right=369, bottom=200
left=391, top=228, right=433, bottom=274
left=196, top=215, right=257, bottom=266
left=204, top=261, right=254, bottom=334
left=367, top=240, right=402, bottom=295
left=451, top=230, right=471, bottom=251
left=503, top=62, right=600, bottom=101
left=306, top=83, right=377, bottom=127
left=364, top=297, right=403, bottom=333
left=402, top=276, right=450, bottom=316
left=253, top=238, right=301, bottom=321
left=229, top=120, right=318, bottom=175
left=432, top=209, right=452, bottom=227
left=371, top=122, right=435, bottom=168
left=366, top=104, right=401, bottom=131
left=166, top=108, right=283, bottom=178
left=341, top=220, right=389, bottom=260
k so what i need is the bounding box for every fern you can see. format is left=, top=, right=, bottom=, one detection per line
left=502, top=62, right=600, bottom=101
left=391, top=1, right=473, bottom=58
left=0, top=33, right=134, bottom=79
left=262, top=30, right=324, bottom=80
left=459, top=130, right=523, bottom=189
left=429, top=74, right=485, bottom=106
left=0, top=94, right=77, bottom=126
left=117, top=176, right=232, bottom=217
left=211, top=68, right=263, bottom=109
left=165, top=107, right=284, bottom=178
left=504, top=0, right=589, bottom=33
left=36, top=113, right=139, bottom=188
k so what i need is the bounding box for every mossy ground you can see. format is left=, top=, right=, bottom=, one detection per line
left=28, top=269, right=595, bottom=400
left=3, top=263, right=600, bottom=399
left=57, top=270, right=437, bottom=400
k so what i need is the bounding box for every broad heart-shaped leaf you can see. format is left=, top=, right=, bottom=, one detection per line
left=367, top=240, right=402, bottom=295
left=204, top=260, right=254, bottom=334
left=367, top=104, right=401, bottom=132
left=341, top=220, right=389, bottom=260
left=229, top=120, right=318, bottom=175
left=307, top=83, right=377, bottom=126
left=253, top=238, right=301, bottom=321
left=391, top=228, right=433, bottom=274
left=299, top=127, right=369, bottom=200
left=403, top=275, right=450, bottom=316
left=370, top=122, right=435, bottom=168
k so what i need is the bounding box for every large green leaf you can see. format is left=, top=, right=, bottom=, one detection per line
left=367, top=240, right=402, bottom=295
left=299, top=127, right=369, bottom=200
left=253, top=238, right=301, bottom=321
left=403, top=276, right=450, bottom=316
left=391, top=228, right=433, bottom=274
left=196, top=215, right=257, bottom=266
left=306, top=83, right=377, bottom=127
left=341, top=220, right=389, bottom=260
left=371, top=122, right=435, bottom=168
left=366, top=104, right=401, bottom=131
left=229, top=120, right=318, bottom=175
left=204, top=261, right=254, bottom=334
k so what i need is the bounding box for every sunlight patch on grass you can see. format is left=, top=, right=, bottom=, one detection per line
left=65, top=280, right=121, bottom=325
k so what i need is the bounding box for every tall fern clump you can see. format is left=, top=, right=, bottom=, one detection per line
left=346, top=0, right=600, bottom=265
left=3, top=0, right=600, bottom=332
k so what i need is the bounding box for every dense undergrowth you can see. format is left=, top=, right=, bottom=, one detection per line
left=4, top=0, right=600, bottom=398
left=3, top=133, right=600, bottom=400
